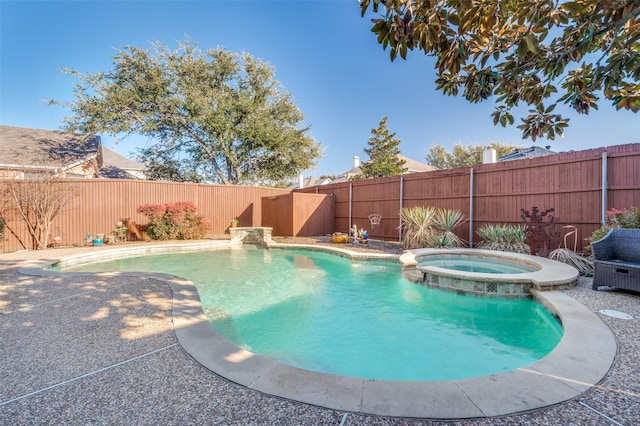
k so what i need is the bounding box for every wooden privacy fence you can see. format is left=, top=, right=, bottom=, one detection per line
left=298, top=143, right=640, bottom=253
left=0, top=179, right=287, bottom=252
left=262, top=192, right=335, bottom=237
left=1, top=143, right=637, bottom=253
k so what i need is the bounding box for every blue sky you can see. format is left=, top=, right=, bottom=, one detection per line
left=1, top=0, right=638, bottom=178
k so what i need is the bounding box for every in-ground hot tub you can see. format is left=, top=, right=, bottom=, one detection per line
left=400, top=248, right=579, bottom=298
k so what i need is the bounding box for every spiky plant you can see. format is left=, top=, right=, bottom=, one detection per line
left=400, top=206, right=437, bottom=249
left=476, top=224, right=504, bottom=250
left=476, top=224, right=530, bottom=254
left=548, top=248, right=594, bottom=276
left=431, top=232, right=458, bottom=248
left=433, top=209, right=466, bottom=248
left=507, top=225, right=530, bottom=254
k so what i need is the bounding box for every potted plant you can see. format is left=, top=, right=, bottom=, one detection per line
left=114, top=221, right=128, bottom=242
left=230, top=217, right=239, bottom=228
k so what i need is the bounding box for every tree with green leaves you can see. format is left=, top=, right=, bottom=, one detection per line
left=52, top=38, right=321, bottom=185
left=360, top=0, right=639, bottom=141
left=359, top=117, right=408, bottom=178
left=137, top=144, right=205, bottom=183
left=425, top=142, right=522, bottom=169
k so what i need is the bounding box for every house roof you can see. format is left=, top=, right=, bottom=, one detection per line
left=288, top=175, right=332, bottom=190
left=498, top=146, right=556, bottom=161
left=400, top=155, right=438, bottom=173
left=332, top=154, right=436, bottom=183
left=100, top=147, right=146, bottom=179
left=0, top=125, right=102, bottom=171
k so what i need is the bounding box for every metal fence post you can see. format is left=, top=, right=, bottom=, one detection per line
left=469, top=168, right=474, bottom=248
left=349, top=182, right=353, bottom=233
left=399, top=176, right=404, bottom=243
left=602, top=152, right=608, bottom=227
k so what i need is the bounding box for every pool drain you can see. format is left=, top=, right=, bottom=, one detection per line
left=598, top=309, right=634, bottom=320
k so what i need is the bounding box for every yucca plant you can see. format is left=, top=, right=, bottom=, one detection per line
left=401, top=207, right=467, bottom=249
left=400, top=206, right=437, bottom=249
left=548, top=248, right=594, bottom=276
left=476, top=224, right=530, bottom=254
left=431, top=232, right=459, bottom=248
left=505, top=225, right=530, bottom=253
left=433, top=209, right=466, bottom=248
left=476, top=224, right=504, bottom=250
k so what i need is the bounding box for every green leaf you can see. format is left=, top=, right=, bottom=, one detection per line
left=492, top=111, right=500, bottom=125
left=524, top=35, right=539, bottom=54
left=517, top=41, right=528, bottom=58
left=561, top=2, right=585, bottom=15
left=400, top=43, right=408, bottom=60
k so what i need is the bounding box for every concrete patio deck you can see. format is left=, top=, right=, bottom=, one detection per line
left=1, top=242, right=639, bottom=425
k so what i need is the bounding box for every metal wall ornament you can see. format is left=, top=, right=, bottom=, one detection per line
left=521, top=206, right=560, bottom=257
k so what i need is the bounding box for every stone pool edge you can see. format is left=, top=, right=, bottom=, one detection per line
left=21, top=241, right=617, bottom=419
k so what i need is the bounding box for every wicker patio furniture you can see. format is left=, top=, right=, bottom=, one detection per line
left=591, top=228, right=640, bottom=292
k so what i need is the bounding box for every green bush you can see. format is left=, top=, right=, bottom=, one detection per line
left=137, top=202, right=211, bottom=240
left=0, top=217, right=4, bottom=242
left=586, top=207, right=640, bottom=250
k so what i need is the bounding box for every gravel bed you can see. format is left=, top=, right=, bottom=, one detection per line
left=1, top=243, right=638, bottom=425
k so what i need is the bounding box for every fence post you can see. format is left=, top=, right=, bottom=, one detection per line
left=469, top=168, right=474, bottom=248
left=349, top=182, right=353, bottom=233
left=399, top=176, right=404, bottom=243
left=601, top=152, right=608, bottom=226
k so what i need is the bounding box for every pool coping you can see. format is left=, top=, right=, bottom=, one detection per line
left=20, top=241, right=617, bottom=419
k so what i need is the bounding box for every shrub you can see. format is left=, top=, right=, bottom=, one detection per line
left=586, top=207, right=640, bottom=250
left=137, top=201, right=211, bottom=240
left=607, top=207, right=640, bottom=228
left=476, top=224, right=530, bottom=254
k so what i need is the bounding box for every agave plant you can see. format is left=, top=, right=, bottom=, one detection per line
left=400, top=206, right=437, bottom=249
left=433, top=209, right=466, bottom=248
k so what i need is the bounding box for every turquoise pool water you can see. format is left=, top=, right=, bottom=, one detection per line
left=63, top=248, right=563, bottom=381
left=418, top=255, right=537, bottom=274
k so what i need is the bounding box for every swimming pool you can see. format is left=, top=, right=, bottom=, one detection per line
left=63, top=247, right=562, bottom=381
